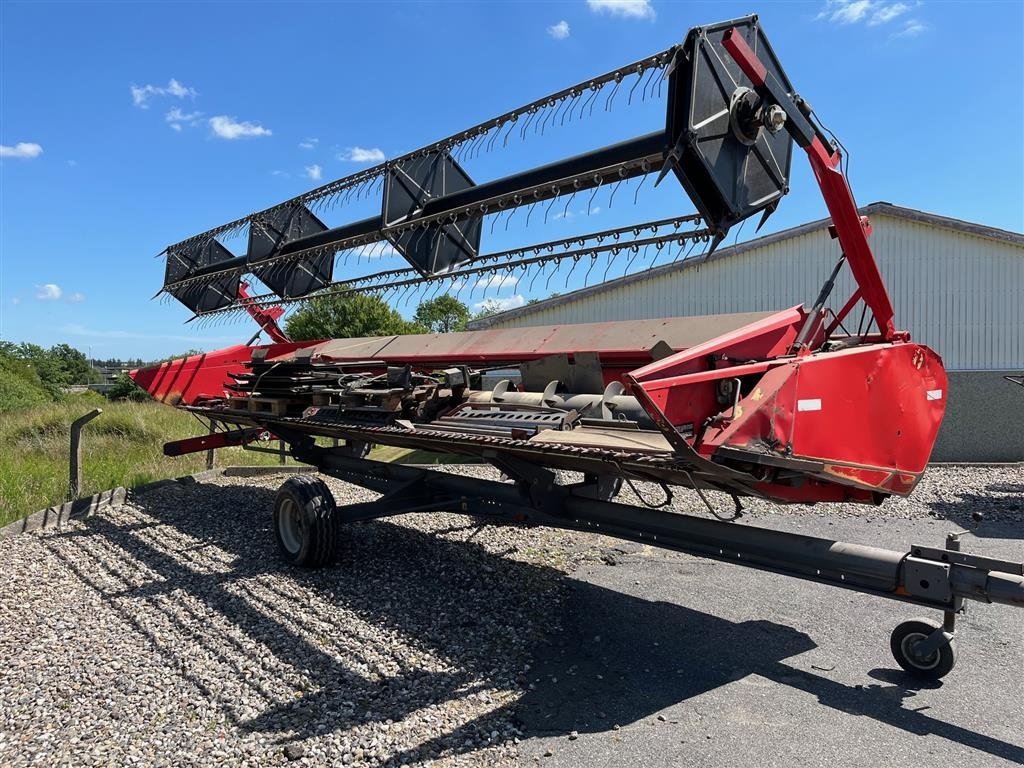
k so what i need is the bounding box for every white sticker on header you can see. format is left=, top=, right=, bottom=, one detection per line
left=926, top=389, right=943, bottom=400
left=797, top=398, right=822, bottom=412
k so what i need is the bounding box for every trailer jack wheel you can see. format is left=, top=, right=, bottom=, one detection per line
left=890, top=617, right=958, bottom=680
left=273, top=475, right=341, bottom=568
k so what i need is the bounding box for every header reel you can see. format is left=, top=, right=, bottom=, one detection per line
left=157, top=16, right=796, bottom=318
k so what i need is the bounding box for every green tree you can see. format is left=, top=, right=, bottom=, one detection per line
left=50, top=343, right=96, bottom=384
left=14, top=343, right=68, bottom=396
left=0, top=350, right=51, bottom=412
left=413, top=295, right=470, bottom=333
left=284, top=287, right=421, bottom=341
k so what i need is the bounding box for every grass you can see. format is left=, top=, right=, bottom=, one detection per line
left=0, top=393, right=478, bottom=528
left=0, top=393, right=301, bottom=527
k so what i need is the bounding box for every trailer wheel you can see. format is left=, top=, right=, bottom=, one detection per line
left=890, top=617, right=957, bottom=680
left=273, top=476, right=340, bottom=568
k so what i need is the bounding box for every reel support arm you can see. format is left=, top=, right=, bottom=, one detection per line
left=722, top=28, right=898, bottom=341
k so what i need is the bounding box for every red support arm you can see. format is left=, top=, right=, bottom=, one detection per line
left=238, top=282, right=291, bottom=344
left=722, top=29, right=898, bottom=341
left=163, top=427, right=271, bottom=457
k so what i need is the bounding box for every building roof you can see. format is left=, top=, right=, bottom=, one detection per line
left=468, top=202, right=1023, bottom=329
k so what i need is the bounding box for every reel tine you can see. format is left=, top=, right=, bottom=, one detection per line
left=641, top=65, right=659, bottom=102
left=605, top=74, right=622, bottom=111
left=504, top=203, right=519, bottom=231
left=539, top=98, right=555, bottom=136
left=607, top=175, right=625, bottom=210
left=561, top=189, right=577, bottom=220
left=544, top=189, right=560, bottom=225
left=529, top=261, right=544, bottom=293
left=627, top=65, right=643, bottom=106
left=603, top=249, right=615, bottom=282
left=525, top=200, right=538, bottom=229
left=561, top=92, right=581, bottom=126
left=501, top=116, right=518, bottom=148
left=587, top=176, right=603, bottom=213
left=584, top=254, right=598, bottom=286
left=521, top=107, right=538, bottom=140
left=633, top=171, right=649, bottom=206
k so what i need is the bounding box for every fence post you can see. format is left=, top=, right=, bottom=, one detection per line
left=69, top=408, right=103, bottom=501
left=206, top=423, right=216, bottom=470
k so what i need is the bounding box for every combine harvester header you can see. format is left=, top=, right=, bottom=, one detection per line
left=134, top=16, right=1023, bottom=681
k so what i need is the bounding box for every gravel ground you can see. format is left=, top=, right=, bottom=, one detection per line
left=0, top=464, right=1021, bottom=767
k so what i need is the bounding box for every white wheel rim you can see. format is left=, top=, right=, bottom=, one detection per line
left=278, top=497, right=304, bottom=555
left=900, top=631, right=941, bottom=670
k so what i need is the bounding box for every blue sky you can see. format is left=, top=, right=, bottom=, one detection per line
left=1, top=0, right=1021, bottom=360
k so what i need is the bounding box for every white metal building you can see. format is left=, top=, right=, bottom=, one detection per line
left=469, top=203, right=1024, bottom=461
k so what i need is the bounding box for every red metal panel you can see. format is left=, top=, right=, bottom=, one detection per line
left=129, top=341, right=316, bottom=405
left=703, top=343, right=947, bottom=495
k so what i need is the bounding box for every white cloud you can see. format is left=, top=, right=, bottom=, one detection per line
left=816, top=0, right=872, bottom=23
left=298, top=138, right=319, bottom=150
left=869, top=2, right=909, bottom=24
left=130, top=78, right=197, bottom=109
left=816, top=1, right=918, bottom=29
left=66, top=291, right=86, bottom=303
left=476, top=274, right=520, bottom=290
left=35, top=283, right=62, bottom=300
left=352, top=242, right=399, bottom=258
left=587, top=0, right=655, bottom=21
left=165, top=107, right=204, bottom=132
left=547, top=20, right=570, bottom=39
left=474, top=295, right=526, bottom=312
left=1, top=142, right=43, bottom=159
left=209, top=115, right=272, bottom=139
left=340, top=146, right=386, bottom=163
left=11, top=297, right=21, bottom=306
left=893, top=18, right=928, bottom=37
left=66, top=159, right=78, bottom=167
left=305, top=164, right=323, bottom=181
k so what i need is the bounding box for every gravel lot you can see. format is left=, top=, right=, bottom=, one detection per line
left=1, top=464, right=1021, bottom=767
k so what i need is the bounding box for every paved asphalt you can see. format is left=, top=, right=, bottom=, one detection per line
left=511, top=514, right=1024, bottom=768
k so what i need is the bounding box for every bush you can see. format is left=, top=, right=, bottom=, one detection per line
left=107, top=374, right=150, bottom=402
left=0, top=355, right=52, bottom=413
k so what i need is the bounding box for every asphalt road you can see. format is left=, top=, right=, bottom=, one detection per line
left=512, top=513, right=1024, bottom=768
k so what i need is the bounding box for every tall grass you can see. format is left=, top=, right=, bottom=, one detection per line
left=0, top=394, right=295, bottom=527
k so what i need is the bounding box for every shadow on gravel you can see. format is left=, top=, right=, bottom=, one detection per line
left=926, top=482, right=1024, bottom=539
left=44, top=479, right=1024, bottom=767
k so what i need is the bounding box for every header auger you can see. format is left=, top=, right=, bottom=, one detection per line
left=134, top=16, right=1024, bottom=681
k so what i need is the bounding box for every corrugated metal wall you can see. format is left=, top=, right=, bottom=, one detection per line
left=483, top=214, right=1023, bottom=370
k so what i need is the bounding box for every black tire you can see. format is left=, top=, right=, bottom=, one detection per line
left=890, top=617, right=957, bottom=680
left=273, top=475, right=340, bottom=568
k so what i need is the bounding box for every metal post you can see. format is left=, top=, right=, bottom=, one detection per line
left=279, top=439, right=286, bottom=465
left=205, top=423, right=216, bottom=471
left=69, top=408, right=103, bottom=501
left=944, top=532, right=964, bottom=632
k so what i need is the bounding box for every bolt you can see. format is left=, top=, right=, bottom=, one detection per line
left=764, top=104, right=787, bottom=133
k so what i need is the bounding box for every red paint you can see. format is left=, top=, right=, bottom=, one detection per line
left=129, top=341, right=316, bottom=406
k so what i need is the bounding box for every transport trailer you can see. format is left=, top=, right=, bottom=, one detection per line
left=133, top=16, right=1024, bottom=680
